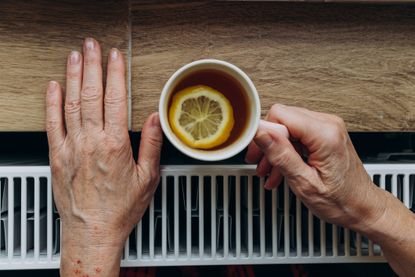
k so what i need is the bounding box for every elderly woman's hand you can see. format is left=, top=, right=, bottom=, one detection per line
left=46, top=38, right=162, bottom=277
left=246, top=104, right=415, bottom=276
left=246, top=104, right=383, bottom=230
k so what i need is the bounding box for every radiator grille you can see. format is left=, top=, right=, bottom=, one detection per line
left=0, top=164, right=413, bottom=269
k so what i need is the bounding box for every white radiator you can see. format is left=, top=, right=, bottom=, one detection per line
left=0, top=164, right=413, bottom=269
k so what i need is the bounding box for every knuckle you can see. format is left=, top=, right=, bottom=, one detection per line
left=66, top=70, right=80, bottom=80
left=300, top=181, right=324, bottom=199
left=104, top=88, right=125, bottom=105
left=106, top=122, right=129, bottom=138
left=323, top=116, right=347, bottom=149
left=105, top=136, right=127, bottom=152
left=46, top=119, right=61, bottom=133
left=80, top=136, right=99, bottom=155
left=324, top=129, right=343, bottom=149
left=268, top=147, right=291, bottom=168
left=107, top=67, right=124, bottom=78
left=81, top=86, right=101, bottom=102
left=270, top=103, right=283, bottom=115
left=294, top=172, right=327, bottom=200
left=64, top=100, right=81, bottom=114
left=108, top=141, right=125, bottom=153
left=146, top=135, right=163, bottom=150
left=83, top=54, right=99, bottom=66
left=331, top=115, right=346, bottom=130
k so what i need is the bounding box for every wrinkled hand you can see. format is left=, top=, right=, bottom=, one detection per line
left=46, top=38, right=162, bottom=276
left=246, top=104, right=415, bottom=276
left=246, top=104, right=385, bottom=230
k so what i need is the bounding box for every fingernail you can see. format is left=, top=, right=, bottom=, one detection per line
left=84, top=38, right=95, bottom=50
left=69, top=51, right=80, bottom=65
left=151, top=113, right=160, bottom=127
left=255, top=131, right=273, bottom=150
left=48, top=81, right=57, bottom=92
left=110, top=48, right=118, bottom=61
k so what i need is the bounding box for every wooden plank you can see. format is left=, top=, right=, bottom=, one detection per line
left=131, top=2, right=415, bottom=131
left=0, top=0, right=129, bottom=131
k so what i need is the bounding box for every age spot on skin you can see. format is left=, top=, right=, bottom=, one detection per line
left=93, top=225, right=100, bottom=235
left=74, top=269, right=81, bottom=274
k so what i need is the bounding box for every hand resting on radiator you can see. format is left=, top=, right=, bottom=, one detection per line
left=45, top=38, right=163, bottom=277
left=245, top=104, right=415, bottom=276
left=45, top=37, right=415, bottom=277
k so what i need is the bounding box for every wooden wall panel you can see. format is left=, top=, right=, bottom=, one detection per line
left=0, top=1, right=414, bottom=131
left=131, top=2, right=415, bottom=131
left=0, top=0, right=129, bottom=131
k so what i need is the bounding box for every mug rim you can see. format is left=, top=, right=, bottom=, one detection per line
left=159, top=59, right=260, bottom=161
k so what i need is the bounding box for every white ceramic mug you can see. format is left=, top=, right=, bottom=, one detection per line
left=159, top=59, right=261, bottom=161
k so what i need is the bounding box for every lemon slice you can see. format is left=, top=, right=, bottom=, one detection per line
left=169, top=85, right=234, bottom=149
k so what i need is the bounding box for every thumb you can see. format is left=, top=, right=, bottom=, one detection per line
left=254, top=120, right=309, bottom=178
left=137, top=112, right=163, bottom=186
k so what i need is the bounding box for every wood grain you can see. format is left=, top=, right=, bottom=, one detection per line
left=0, top=0, right=129, bottom=131
left=131, top=2, right=415, bottom=131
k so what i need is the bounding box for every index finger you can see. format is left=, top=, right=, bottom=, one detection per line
left=245, top=115, right=290, bottom=164
left=46, top=81, right=66, bottom=153
left=266, top=104, right=344, bottom=153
